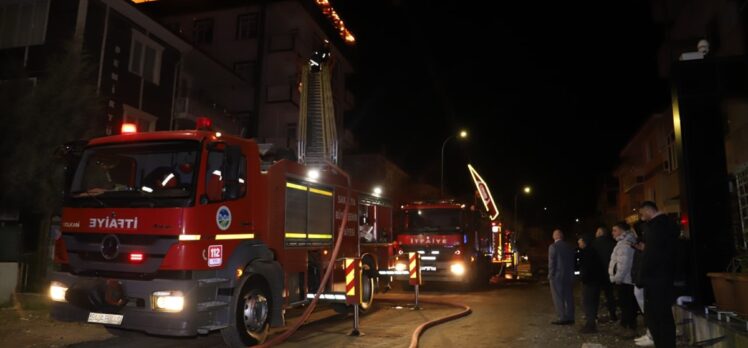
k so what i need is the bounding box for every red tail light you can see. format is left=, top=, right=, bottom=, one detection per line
left=129, top=252, right=145, bottom=263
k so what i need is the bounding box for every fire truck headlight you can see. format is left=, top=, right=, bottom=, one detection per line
left=395, top=263, right=407, bottom=272
left=49, top=282, right=68, bottom=302
left=152, top=291, right=185, bottom=312
left=450, top=263, right=466, bottom=276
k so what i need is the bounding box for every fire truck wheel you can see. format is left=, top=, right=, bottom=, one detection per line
left=359, top=268, right=375, bottom=312
left=221, top=276, right=270, bottom=347
left=361, top=258, right=376, bottom=312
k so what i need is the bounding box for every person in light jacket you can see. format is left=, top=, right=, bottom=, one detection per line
left=608, top=222, right=638, bottom=338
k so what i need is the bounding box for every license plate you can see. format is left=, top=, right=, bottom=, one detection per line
left=87, top=312, right=124, bottom=325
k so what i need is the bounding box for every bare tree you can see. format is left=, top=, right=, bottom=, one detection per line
left=0, top=41, right=104, bottom=290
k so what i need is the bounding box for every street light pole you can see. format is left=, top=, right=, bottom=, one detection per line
left=513, top=193, right=519, bottom=233
left=512, top=186, right=532, bottom=244
left=440, top=130, right=467, bottom=197
left=440, top=135, right=455, bottom=197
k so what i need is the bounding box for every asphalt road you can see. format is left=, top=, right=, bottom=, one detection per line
left=2, top=281, right=652, bottom=348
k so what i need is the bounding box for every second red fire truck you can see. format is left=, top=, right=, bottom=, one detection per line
left=390, top=200, right=495, bottom=287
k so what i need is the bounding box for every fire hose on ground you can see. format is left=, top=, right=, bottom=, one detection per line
left=253, top=162, right=472, bottom=348
left=376, top=296, right=472, bottom=348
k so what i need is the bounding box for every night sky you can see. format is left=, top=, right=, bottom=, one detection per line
left=336, top=1, right=669, bottom=228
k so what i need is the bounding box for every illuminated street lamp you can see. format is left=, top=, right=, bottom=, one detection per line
left=513, top=186, right=532, bottom=231
left=440, top=129, right=468, bottom=197
left=373, top=186, right=383, bottom=197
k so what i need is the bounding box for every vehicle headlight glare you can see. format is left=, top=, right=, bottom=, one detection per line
left=49, top=282, right=68, bottom=302
left=152, top=291, right=185, bottom=312
left=450, top=263, right=466, bottom=276
left=395, top=263, right=407, bottom=272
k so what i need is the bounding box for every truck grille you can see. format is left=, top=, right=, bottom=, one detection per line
left=63, top=233, right=177, bottom=274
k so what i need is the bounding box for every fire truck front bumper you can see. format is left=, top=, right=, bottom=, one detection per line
left=383, top=260, right=470, bottom=283
left=49, top=271, right=224, bottom=337
left=420, top=261, right=469, bottom=282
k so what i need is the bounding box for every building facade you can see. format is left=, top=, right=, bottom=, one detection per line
left=0, top=0, right=246, bottom=135
left=140, top=0, right=356, bottom=152
left=651, top=0, right=748, bottom=247
left=614, top=114, right=681, bottom=224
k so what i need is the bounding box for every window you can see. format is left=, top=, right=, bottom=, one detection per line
left=233, top=61, right=255, bottom=82
left=69, top=141, right=200, bottom=208
left=0, top=0, right=50, bottom=49
left=205, top=148, right=247, bottom=202
left=129, top=30, right=163, bottom=85
left=193, top=18, right=213, bottom=44
left=236, top=13, right=258, bottom=40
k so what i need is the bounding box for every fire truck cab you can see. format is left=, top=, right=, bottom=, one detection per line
left=389, top=200, right=494, bottom=287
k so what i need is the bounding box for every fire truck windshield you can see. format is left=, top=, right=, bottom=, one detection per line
left=403, top=209, right=463, bottom=233
left=68, top=141, right=200, bottom=207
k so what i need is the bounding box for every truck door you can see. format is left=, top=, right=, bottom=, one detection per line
left=201, top=142, right=253, bottom=239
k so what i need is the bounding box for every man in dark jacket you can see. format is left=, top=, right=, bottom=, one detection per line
left=578, top=236, right=606, bottom=333
left=639, top=201, right=680, bottom=348
left=592, top=226, right=617, bottom=322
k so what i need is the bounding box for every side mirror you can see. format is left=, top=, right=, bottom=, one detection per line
left=58, top=140, right=88, bottom=198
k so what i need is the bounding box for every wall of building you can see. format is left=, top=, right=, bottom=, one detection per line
left=615, top=114, right=680, bottom=221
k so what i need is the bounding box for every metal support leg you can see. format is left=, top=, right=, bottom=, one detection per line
left=412, top=284, right=422, bottom=310
left=348, top=304, right=364, bottom=336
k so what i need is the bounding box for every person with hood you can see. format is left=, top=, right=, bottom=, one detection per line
left=608, top=222, right=637, bottom=338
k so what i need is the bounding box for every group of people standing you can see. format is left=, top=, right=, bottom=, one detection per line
left=548, top=201, right=681, bottom=348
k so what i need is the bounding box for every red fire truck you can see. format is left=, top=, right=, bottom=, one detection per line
left=389, top=200, right=495, bottom=287
left=49, top=122, right=393, bottom=346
